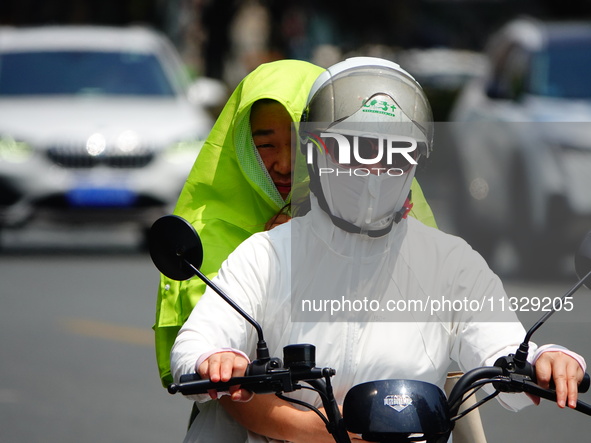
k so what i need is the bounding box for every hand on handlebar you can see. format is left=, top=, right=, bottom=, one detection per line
left=534, top=351, right=585, bottom=409
left=197, top=351, right=253, bottom=402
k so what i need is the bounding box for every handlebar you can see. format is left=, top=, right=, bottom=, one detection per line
left=169, top=354, right=590, bottom=443
left=519, top=377, right=591, bottom=415
left=171, top=360, right=590, bottom=411
left=168, top=366, right=336, bottom=396
left=448, top=362, right=591, bottom=419
left=171, top=361, right=591, bottom=422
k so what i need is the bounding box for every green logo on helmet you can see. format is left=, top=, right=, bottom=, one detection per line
left=362, top=99, right=397, bottom=117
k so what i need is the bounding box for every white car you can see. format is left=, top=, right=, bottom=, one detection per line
left=0, top=25, right=221, bottom=244
left=449, top=18, right=591, bottom=276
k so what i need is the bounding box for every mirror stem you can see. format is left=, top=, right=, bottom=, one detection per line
left=185, top=260, right=271, bottom=361
left=514, top=268, right=591, bottom=367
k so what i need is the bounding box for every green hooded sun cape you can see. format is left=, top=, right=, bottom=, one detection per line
left=153, top=59, right=438, bottom=387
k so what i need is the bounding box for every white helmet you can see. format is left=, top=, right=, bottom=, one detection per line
left=300, top=57, right=433, bottom=237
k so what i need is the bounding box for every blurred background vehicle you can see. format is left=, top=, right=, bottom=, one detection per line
left=449, top=17, right=591, bottom=277
left=0, top=25, right=226, bottom=247
left=398, top=47, right=487, bottom=122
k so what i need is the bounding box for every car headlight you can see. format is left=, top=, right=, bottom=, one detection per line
left=163, top=139, right=204, bottom=164
left=0, top=136, right=34, bottom=163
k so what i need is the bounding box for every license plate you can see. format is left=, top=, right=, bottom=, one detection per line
left=67, top=186, right=137, bottom=207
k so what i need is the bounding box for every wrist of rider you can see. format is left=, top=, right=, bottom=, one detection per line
left=532, top=344, right=587, bottom=372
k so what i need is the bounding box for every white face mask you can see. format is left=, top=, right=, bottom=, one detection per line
left=315, top=152, right=416, bottom=235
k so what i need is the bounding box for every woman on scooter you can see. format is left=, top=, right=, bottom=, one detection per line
left=170, top=57, right=586, bottom=443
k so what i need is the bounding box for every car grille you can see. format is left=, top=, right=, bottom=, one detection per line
left=47, top=145, right=154, bottom=168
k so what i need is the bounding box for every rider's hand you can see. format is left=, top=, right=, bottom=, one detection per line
left=534, top=351, right=584, bottom=409
left=265, top=213, right=291, bottom=231
left=197, top=351, right=253, bottom=402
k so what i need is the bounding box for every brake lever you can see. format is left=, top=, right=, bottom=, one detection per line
left=519, top=379, right=591, bottom=416
left=168, top=370, right=295, bottom=395
left=532, top=372, right=591, bottom=394
left=169, top=366, right=334, bottom=396
left=490, top=370, right=591, bottom=416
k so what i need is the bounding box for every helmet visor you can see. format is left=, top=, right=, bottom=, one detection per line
left=321, top=133, right=419, bottom=172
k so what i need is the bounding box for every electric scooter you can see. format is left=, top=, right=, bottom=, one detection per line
left=149, top=215, right=591, bottom=443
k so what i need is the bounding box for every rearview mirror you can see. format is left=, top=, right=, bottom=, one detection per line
left=149, top=215, right=203, bottom=281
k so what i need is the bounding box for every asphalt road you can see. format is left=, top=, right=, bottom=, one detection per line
left=1, top=226, right=590, bottom=442
left=0, top=227, right=190, bottom=443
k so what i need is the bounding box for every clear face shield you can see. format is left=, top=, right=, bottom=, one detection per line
left=317, top=92, right=430, bottom=173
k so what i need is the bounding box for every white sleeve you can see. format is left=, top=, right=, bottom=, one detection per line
left=532, top=344, right=586, bottom=372
left=170, top=233, right=274, bottom=402
left=445, top=242, right=535, bottom=411
left=446, top=241, right=527, bottom=372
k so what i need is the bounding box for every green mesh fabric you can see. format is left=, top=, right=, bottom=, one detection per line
left=234, top=112, right=285, bottom=208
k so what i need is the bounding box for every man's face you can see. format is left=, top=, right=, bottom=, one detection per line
left=250, top=100, right=293, bottom=199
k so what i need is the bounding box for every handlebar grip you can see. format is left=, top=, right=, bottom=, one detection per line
left=579, top=373, right=590, bottom=393
left=168, top=373, right=215, bottom=395
left=536, top=371, right=590, bottom=393
left=169, top=373, right=278, bottom=395
left=168, top=367, right=332, bottom=396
